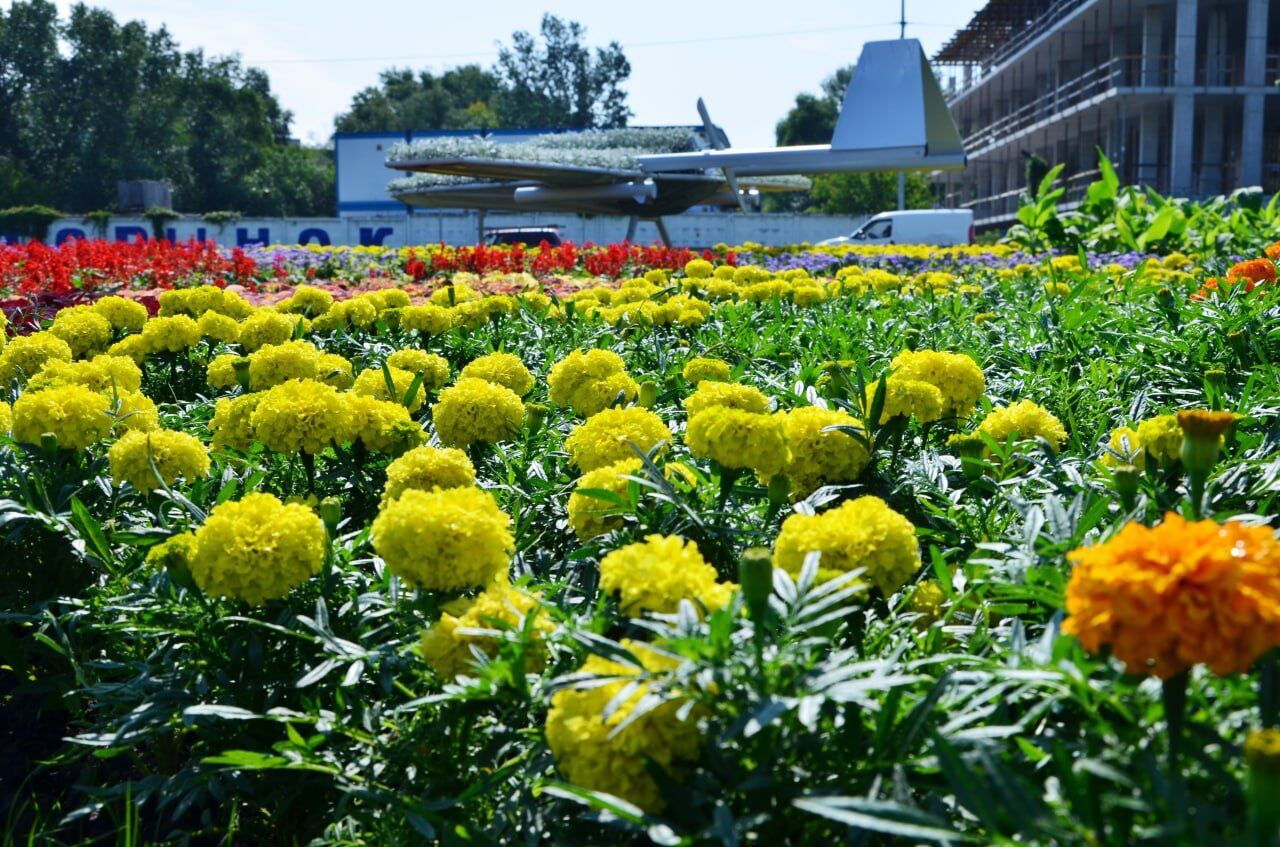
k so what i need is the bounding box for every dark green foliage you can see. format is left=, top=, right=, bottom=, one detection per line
left=0, top=0, right=333, bottom=216
left=0, top=204, right=62, bottom=240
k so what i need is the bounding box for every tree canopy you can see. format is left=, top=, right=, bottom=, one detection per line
left=335, top=15, right=631, bottom=134
left=768, top=64, right=933, bottom=216
left=0, top=0, right=332, bottom=216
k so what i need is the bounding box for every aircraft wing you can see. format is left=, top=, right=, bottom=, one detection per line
left=388, top=157, right=642, bottom=185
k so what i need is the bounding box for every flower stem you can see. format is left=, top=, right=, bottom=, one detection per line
left=1162, top=670, right=1189, bottom=777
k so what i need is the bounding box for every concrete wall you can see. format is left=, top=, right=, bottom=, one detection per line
left=37, top=212, right=870, bottom=249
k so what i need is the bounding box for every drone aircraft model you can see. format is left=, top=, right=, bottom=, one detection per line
left=385, top=38, right=966, bottom=244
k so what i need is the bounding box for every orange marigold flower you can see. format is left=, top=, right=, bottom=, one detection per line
left=1266, top=242, right=1280, bottom=261
left=1063, top=513, right=1280, bottom=678
left=1176, top=409, right=1239, bottom=439
left=1226, top=258, right=1276, bottom=288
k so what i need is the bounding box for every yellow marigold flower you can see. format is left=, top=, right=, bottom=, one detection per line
left=352, top=366, right=427, bottom=412
left=600, top=534, right=734, bottom=616
left=278, top=285, right=333, bottom=317
left=145, top=531, right=196, bottom=573
left=1135, top=414, right=1183, bottom=465
left=430, top=281, right=480, bottom=306
left=1100, top=425, right=1144, bottom=469
left=140, top=315, right=200, bottom=353
left=334, top=297, right=378, bottom=328
left=315, top=353, right=354, bottom=389
left=92, top=295, right=148, bottom=332
left=106, top=334, right=148, bottom=364
left=565, top=407, right=672, bottom=472
left=385, top=348, right=451, bottom=390
left=686, top=406, right=790, bottom=478
left=250, top=378, right=353, bottom=454
left=779, top=406, right=870, bottom=497
left=108, top=429, right=210, bottom=491
left=548, top=349, right=639, bottom=417
left=431, top=377, right=524, bottom=448
left=459, top=352, right=534, bottom=397
left=683, top=380, right=770, bottom=417
left=0, top=332, right=73, bottom=385
left=545, top=641, right=701, bottom=813
left=400, top=303, right=453, bottom=335
left=0, top=400, right=11, bottom=436
left=196, top=310, right=240, bottom=343
left=1246, top=728, right=1280, bottom=774
left=12, top=384, right=112, bottom=449
left=773, top=495, right=920, bottom=595
left=206, top=354, right=246, bottom=390
left=868, top=376, right=945, bottom=424
left=568, top=458, right=642, bottom=540
left=159, top=286, right=247, bottom=318
left=236, top=310, right=295, bottom=352
left=29, top=355, right=142, bottom=396
left=247, top=340, right=319, bottom=390
left=49, top=308, right=112, bottom=358
left=210, top=393, right=262, bottom=452
left=347, top=394, right=423, bottom=454
left=908, top=580, right=946, bottom=626
left=381, top=445, right=476, bottom=506
left=889, top=349, right=986, bottom=420
left=419, top=582, right=551, bottom=679
left=681, top=357, right=732, bottom=385
left=977, top=399, right=1067, bottom=451
left=684, top=258, right=714, bottom=279
left=368, top=288, right=411, bottom=311
left=371, top=487, right=513, bottom=590
left=189, top=492, right=327, bottom=605
left=112, top=391, right=159, bottom=434
left=1063, top=513, right=1280, bottom=678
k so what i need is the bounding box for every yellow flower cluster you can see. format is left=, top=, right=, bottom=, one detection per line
left=548, top=349, right=639, bottom=417
left=28, top=355, right=142, bottom=396
left=206, top=354, right=246, bottom=389
left=976, top=400, right=1067, bottom=451
left=545, top=641, right=701, bottom=812
left=247, top=340, right=328, bottom=389
left=564, top=407, right=672, bottom=472
left=139, top=315, right=200, bottom=353
left=400, top=303, right=453, bottom=335
left=779, top=406, right=871, bottom=497
left=0, top=332, right=73, bottom=385
left=209, top=393, right=262, bottom=452
left=681, top=357, right=731, bottom=385
left=889, top=349, right=986, bottom=419
left=686, top=406, right=790, bottom=478
left=158, top=286, right=253, bottom=319
left=275, top=284, right=334, bottom=317
left=431, top=377, right=525, bottom=447
left=773, top=495, right=920, bottom=595
left=352, top=365, right=427, bottom=412
left=108, top=429, right=210, bottom=491
left=347, top=394, right=424, bottom=454
left=385, top=349, right=451, bottom=389
left=49, top=307, right=112, bottom=358
left=459, top=352, right=534, bottom=396
left=1064, top=513, right=1280, bottom=678
left=683, top=380, right=770, bottom=417
left=92, top=296, right=149, bottom=332
left=0, top=401, right=10, bottom=436
left=868, top=375, right=945, bottom=424
left=419, top=582, right=551, bottom=679
left=1135, top=414, right=1184, bottom=465
left=599, top=534, right=734, bottom=616
left=567, top=458, right=642, bottom=540
left=12, top=384, right=113, bottom=449
left=187, top=493, right=326, bottom=604
left=250, top=379, right=354, bottom=454
left=236, top=310, right=295, bottom=351
left=371, top=487, right=513, bottom=590
left=380, top=445, right=477, bottom=506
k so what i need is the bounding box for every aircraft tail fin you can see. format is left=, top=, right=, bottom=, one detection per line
left=829, top=39, right=964, bottom=159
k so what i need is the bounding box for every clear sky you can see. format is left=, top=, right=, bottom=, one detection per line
left=36, top=0, right=985, bottom=147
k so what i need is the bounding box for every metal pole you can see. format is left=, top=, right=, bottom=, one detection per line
left=898, top=171, right=906, bottom=209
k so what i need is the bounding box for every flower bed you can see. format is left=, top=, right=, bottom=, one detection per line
left=2, top=243, right=1280, bottom=844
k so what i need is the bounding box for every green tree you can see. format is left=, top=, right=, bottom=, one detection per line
left=335, top=65, right=504, bottom=133
left=0, top=0, right=333, bottom=217
left=493, top=14, right=631, bottom=129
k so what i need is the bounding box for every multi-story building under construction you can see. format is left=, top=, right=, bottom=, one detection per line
left=933, top=0, right=1278, bottom=227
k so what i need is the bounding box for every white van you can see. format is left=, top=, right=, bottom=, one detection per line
left=818, top=209, right=975, bottom=247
